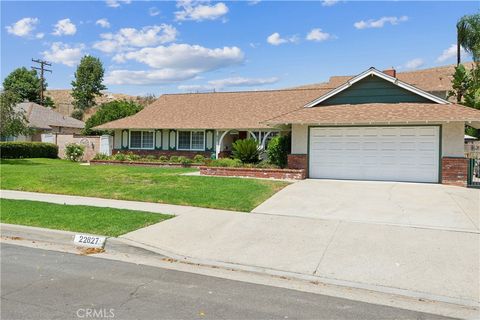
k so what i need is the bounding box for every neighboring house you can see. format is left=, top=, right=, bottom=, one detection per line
left=2, top=102, right=85, bottom=142
left=95, top=67, right=480, bottom=186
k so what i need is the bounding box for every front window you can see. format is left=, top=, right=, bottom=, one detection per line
left=177, top=131, right=205, bottom=150
left=129, top=130, right=154, bottom=149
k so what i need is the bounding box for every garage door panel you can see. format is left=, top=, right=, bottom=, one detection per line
left=309, top=126, right=439, bottom=183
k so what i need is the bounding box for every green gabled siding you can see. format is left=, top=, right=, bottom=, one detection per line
left=320, top=75, right=432, bottom=105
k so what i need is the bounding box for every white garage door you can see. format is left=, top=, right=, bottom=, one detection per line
left=309, top=126, right=440, bottom=183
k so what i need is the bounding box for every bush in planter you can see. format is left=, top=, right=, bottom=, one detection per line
left=0, top=142, right=58, bottom=159
left=178, top=156, right=192, bottom=166
left=255, top=160, right=280, bottom=169
left=193, top=154, right=206, bottom=164
left=144, top=155, right=157, bottom=161
left=207, top=158, right=242, bottom=167
left=92, top=153, right=111, bottom=160
left=232, top=139, right=260, bottom=164
left=114, top=153, right=127, bottom=161
left=169, top=156, right=179, bottom=163
left=65, top=143, right=85, bottom=162
left=267, top=135, right=291, bottom=168
left=125, top=152, right=141, bottom=161
left=158, top=155, right=168, bottom=162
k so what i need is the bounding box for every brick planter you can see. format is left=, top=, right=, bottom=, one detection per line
left=199, top=166, right=306, bottom=180
left=90, top=160, right=202, bottom=168
left=441, top=157, right=468, bottom=187
left=113, top=149, right=212, bottom=159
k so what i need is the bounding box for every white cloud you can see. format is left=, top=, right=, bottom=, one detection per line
left=105, top=69, right=198, bottom=85
left=436, top=44, right=468, bottom=63
left=113, top=44, right=244, bottom=70
left=52, top=18, right=77, bottom=36
left=36, top=32, right=45, bottom=39
left=210, top=76, right=279, bottom=87
left=106, top=0, right=131, bottom=8
left=354, top=16, right=408, bottom=29
left=149, top=7, right=161, bottom=16
left=6, top=17, right=39, bottom=38
left=322, top=0, right=339, bottom=7
left=93, top=24, right=178, bottom=53
left=248, top=0, right=261, bottom=5
left=107, top=44, right=244, bottom=86
left=266, top=32, right=298, bottom=46
left=42, top=42, right=84, bottom=67
left=96, top=18, right=111, bottom=28
left=178, top=76, right=279, bottom=91
left=403, top=58, right=424, bottom=70
left=175, top=0, right=229, bottom=21
left=306, top=28, right=332, bottom=42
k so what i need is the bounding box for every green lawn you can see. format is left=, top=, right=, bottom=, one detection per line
left=0, top=159, right=288, bottom=212
left=0, top=199, right=171, bottom=237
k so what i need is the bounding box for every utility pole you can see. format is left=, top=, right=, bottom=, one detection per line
left=31, top=59, right=52, bottom=105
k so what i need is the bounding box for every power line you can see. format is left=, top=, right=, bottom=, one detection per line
left=31, top=59, right=52, bottom=105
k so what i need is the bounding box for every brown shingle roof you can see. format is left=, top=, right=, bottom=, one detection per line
left=95, top=88, right=330, bottom=130
left=16, top=102, right=85, bottom=130
left=293, top=63, right=475, bottom=92
left=265, top=103, right=480, bottom=126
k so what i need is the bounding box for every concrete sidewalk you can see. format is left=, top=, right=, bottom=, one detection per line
left=2, top=189, right=479, bottom=308
left=0, top=190, right=239, bottom=216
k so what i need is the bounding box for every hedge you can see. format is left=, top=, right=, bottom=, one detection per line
left=0, top=142, right=58, bottom=159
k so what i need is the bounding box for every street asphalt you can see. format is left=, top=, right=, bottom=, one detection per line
left=1, top=243, right=453, bottom=320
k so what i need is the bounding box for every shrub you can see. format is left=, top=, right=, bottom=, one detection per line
left=144, top=155, right=157, bottom=161
left=207, top=158, right=242, bottom=167
left=65, top=143, right=85, bottom=162
left=193, top=154, right=206, bottom=164
left=93, top=153, right=111, bottom=160
left=0, top=142, right=58, bottom=159
left=125, top=152, right=141, bottom=161
left=255, top=160, right=280, bottom=169
left=232, top=139, right=260, bottom=164
left=114, top=153, right=127, bottom=161
left=267, top=134, right=291, bottom=168
left=169, top=156, right=179, bottom=163
left=158, top=155, right=168, bottom=162
left=178, top=156, right=192, bottom=166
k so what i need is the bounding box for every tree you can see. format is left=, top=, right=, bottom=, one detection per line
left=71, top=56, right=106, bottom=115
left=0, top=91, right=31, bottom=138
left=448, top=64, right=471, bottom=103
left=82, top=100, right=143, bottom=135
left=2, top=67, right=44, bottom=104
left=457, top=14, right=480, bottom=64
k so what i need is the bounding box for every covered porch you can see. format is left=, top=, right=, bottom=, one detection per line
left=215, top=129, right=281, bottom=159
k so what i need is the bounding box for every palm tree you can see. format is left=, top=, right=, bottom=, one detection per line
left=457, top=14, right=480, bottom=65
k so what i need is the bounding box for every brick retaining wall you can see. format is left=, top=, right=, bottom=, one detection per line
left=199, top=166, right=306, bottom=180
left=113, top=149, right=212, bottom=159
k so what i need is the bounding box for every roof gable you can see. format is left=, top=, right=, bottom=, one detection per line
left=304, top=68, right=450, bottom=108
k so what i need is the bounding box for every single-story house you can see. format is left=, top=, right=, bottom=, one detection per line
left=2, top=102, right=85, bottom=142
left=95, top=67, right=480, bottom=186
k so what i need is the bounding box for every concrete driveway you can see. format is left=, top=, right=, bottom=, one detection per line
left=253, top=180, right=479, bottom=232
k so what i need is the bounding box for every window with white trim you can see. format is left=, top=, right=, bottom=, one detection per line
left=177, top=130, right=205, bottom=151
left=129, top=130, right=154, bottom=149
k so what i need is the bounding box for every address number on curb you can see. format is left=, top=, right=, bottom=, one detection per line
left=73, top=234, right=106, bottom=249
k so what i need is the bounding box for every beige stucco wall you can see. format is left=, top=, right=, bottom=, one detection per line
left=441, top=122, right=465, bottom=157
left=291, top=124, right=308, bottom=154
left=291, top=122, right=465, bottom=157
left=113, top=130, right=122, bottom=149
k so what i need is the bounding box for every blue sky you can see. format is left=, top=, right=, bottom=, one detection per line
left=1, top=1, right=477, bottom=96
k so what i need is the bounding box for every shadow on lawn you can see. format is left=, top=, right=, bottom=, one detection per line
left=0, top=159, right=47, bottom=166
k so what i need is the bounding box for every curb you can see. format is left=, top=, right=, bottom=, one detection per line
left=118, top=236, right=479, bottom=309
left=2, top=223, right=478, bottom=310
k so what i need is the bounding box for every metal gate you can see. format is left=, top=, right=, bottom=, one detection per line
left=467, top=158, right=480, bottom=188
